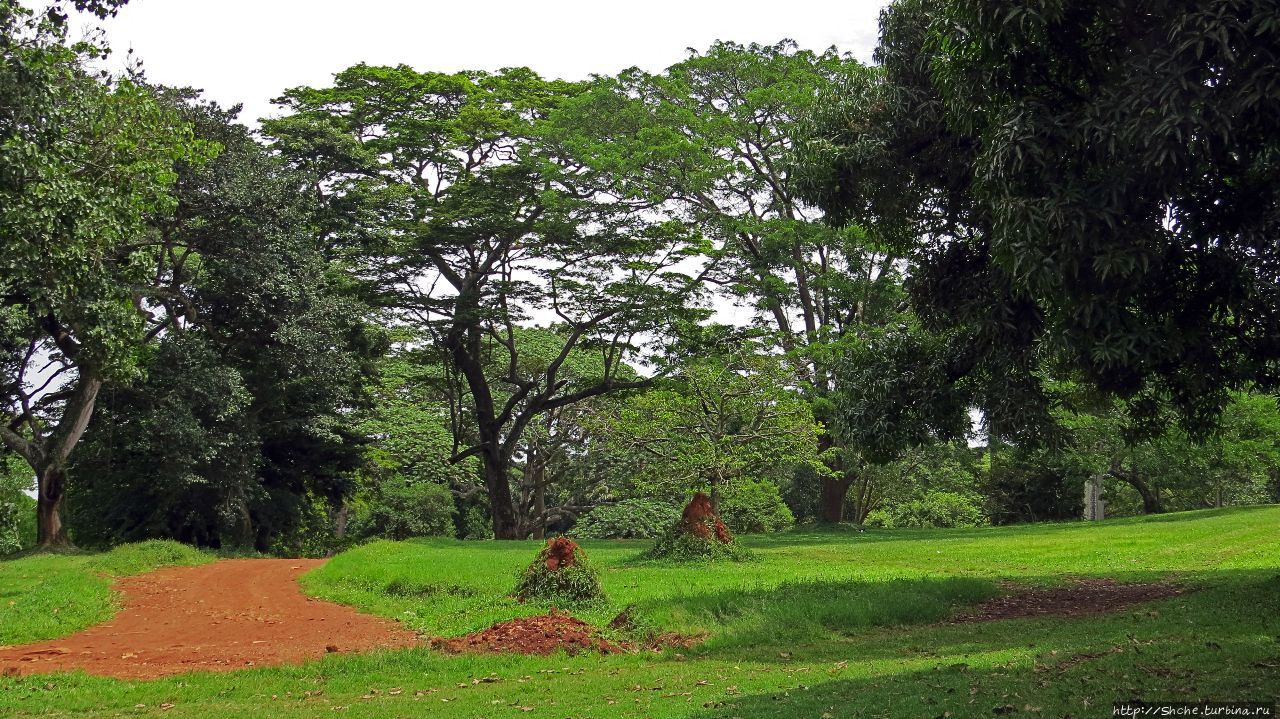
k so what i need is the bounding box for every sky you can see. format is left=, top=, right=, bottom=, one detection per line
left=72, top=0, right=892, bottom=128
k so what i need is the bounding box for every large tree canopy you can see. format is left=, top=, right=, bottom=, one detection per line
left=563, top=41, right=942, bottom=521
left=68, top=94, right=379, bottom=551
left=0, top=2, right=209, bottom=545
left=801, top=0, right=1280, bottom=438
left=266, top=65, right=709, bottom=538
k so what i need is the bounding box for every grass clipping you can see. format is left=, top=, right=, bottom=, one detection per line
left=647, top=492, right=751, bottom=561
left=513, top=537, right=605, bottom=606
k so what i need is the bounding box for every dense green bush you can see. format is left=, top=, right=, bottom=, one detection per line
left=864, top=491, right=987, bottom=529
left=0, top=457, right=34, bottom=555
left=571, top=498, right=681, bottom=539
left=647, top=527, right=754, bottom=562
left=0, top=496, right=22, bottom=555
left=353, top=480, right=455, bottom=540
left=719, top=480, right=795, bottom=533
left=457, top=503, right=494, bottom=540
left=514, top=537, right=605, bottom=605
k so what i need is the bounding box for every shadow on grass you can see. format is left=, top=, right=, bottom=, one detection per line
left=637, top=576, right=999, bottom=650
left=684, top=572, right=1280, bottom=718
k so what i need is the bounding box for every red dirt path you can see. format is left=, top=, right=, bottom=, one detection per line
left=0, top=559, right=419, bottom=679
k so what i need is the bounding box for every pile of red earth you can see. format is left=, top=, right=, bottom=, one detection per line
left=432, top=610, right=628, bottom=655
left=681, top=492, right=733, bottom=543
left=541, top=536, right=578, bottom=570
left=951, top=578, right=1185, bottom=623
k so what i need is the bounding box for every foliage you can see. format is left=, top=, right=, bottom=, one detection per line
left=864, top=490, right=986, bottom=529
left=352, top=480, right=455, bottom=541
left=0, top=1, right=212, bottom=545
left=985, top=441, right=1083, bottom=525
left=66, top=93, right=378, bottom=552
left=457, top=504, right=494, bottom=541
left=597, top=347, right=820, bottom=505
left=569, top=498, right=681, bottom=540
left=1045, top=389, right=1280, bottom=516
left=266, top=65, right=709, bottom=538
left=513, top=537, right=605, bottom=606
left=580, top=40, right=917, bottom=522
left=718, top=480, right=795, bottom=534
left=0, top=453, right=34, bottom=554
left=801, top=0, right=1280, bottom=438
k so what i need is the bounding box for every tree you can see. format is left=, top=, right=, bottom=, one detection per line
left=0, top=4, right=208, bottom=546
left=801, top=0, right=1280, bottom=438
left=0, top=451, right=35, bottom=554
left=66, top=92, right=378, bottom=551
left=572, top=41, right=912, bottom=521
left=1057, top=390, right=1280, bottom=515
left=597, top=346, right=820, bottom=508
left=266, top=65, right=707, bottom=538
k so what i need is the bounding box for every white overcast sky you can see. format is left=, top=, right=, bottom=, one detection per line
left=66, top=0, right=891, bottom=127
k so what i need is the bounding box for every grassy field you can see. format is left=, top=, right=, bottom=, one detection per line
left=1, top=507, right=1278, bottom=718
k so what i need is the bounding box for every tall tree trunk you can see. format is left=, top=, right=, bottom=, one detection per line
left=820, top=476, right=853, bottom=523
left=13, top=374, right=104, bottom=549
left=531, top=479, right=546, bottom=540
left=481, top=448, right=520, bottom=539
left=36, top=465, right=70, bottom=547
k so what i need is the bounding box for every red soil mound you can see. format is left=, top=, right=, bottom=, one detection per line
left=680, top=492, right=732, bottom=543
left=432, top=610, right=627, bottom=655
left=0, top=559, right=419, bottom=679
left=543, top=536, right=579, bottom=570
left=951, top=578, right=1186, bottom=623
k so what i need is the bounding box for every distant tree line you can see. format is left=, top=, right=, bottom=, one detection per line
left=2, top=0, right=1277, bottom=552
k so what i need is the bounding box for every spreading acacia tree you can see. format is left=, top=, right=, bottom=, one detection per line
left=0, top=2, right=208, bottom=546
left=564, top=42, right=921, bottom=521
left=801, top=0, right=1280, bottom=440
left=266, top=65, right=708, bottom=538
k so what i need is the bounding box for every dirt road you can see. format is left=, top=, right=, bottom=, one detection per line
left=0, top=559, right=419, bottom=679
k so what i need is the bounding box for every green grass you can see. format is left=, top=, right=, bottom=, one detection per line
left=0, top=539, right=211, bottom=646
left=2, top=507, right=1279, bottom=718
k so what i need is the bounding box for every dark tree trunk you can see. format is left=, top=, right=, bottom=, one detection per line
left=820, top=476, right=853, bottom=523
left=481, top=449, right=520, bottom=539
left=1111, top=468, right=1164, bottom=514
left=36, top=466, right=70, bottom=547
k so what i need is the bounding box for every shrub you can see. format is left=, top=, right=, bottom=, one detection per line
left=0, top=457, right=33, bottom=555
left=719, top=480, right=795, bottom=534
left=514, top=537, right=605, bottom=605
left=0, top=497, right=22, bottom=555
left=571, top=499, right=681, bottom=539
left=647, top=492, right=752, bottom=561
left=458, top=503, right=494, bottom=540
left=354, top=480, right=455, bottom=540
left=863, top=491, right=987, bottom=529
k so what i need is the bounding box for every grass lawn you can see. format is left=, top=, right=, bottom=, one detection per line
left=1, top=507, right=1278, bottom=718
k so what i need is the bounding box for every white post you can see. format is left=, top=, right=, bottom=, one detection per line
left=1084, top=475, right=1105, bottom=520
